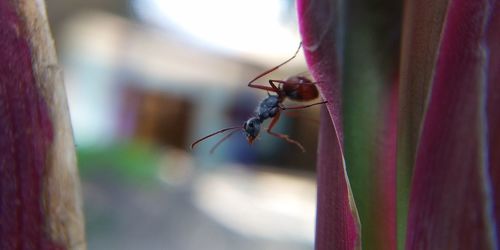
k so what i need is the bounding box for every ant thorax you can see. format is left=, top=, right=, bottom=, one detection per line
left=256, top=95, right=281, bottom=120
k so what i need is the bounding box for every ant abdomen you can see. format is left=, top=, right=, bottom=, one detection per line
left=282, top=76, right=319, bottom=101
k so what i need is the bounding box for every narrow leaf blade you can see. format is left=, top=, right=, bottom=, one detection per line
left=297, top=0, right=361, bottom=249
left=316, top=109, right=361, bottom=250
left=0, top=0, right=85, bottom=248
left=486, top=0, right=500, bottom=242
left=0, top=2, right=58, bottom=247
left=406, top=0, right=499, bottom=248
left=397, top=0, right=449, bottom=247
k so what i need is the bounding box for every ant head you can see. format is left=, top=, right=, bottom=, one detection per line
left=243, top=117, right=261, bottom=144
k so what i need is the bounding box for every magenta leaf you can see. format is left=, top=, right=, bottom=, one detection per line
left=487, top=1, right=500, bottom=241
left=298, top=0, right=361, bottom=249
left=297, top=0, right=343, bottom=131
left=397, top=0, right=449, bottom=247
left=316, top=109, right=361, bottom=250
left=406, top=0, right=500, bottom=248
left=0, top=2, right=58, bottom=248
left=0, top=0, right=84, bottom=248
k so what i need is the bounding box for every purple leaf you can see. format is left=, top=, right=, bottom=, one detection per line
left=0, top=2, right=56, bottom=248
left=487, top=0, right=500, bottom=243
left=406, top=0, right=499, bottom=248
left=0, top=0, right=84, bottom=248
left=298, top=0, right=361, bottom=249
left=397, top=0, right=449, bottom=247
left=316, top=109, right=361, bottom=250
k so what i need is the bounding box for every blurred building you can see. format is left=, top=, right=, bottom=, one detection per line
left=45, top=0, right=321, bottom=249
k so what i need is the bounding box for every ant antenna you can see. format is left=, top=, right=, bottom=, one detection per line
left=191, top=126, right=242, bottom=149
left=209, top=129, right=240, bottom=154
left=247, top=42, right=303, bottom=85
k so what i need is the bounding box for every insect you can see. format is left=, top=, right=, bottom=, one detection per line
left=191, top=42, right=327, bottom=153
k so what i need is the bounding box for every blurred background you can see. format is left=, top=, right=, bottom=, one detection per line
left=44, top=0, right=322, bottom=249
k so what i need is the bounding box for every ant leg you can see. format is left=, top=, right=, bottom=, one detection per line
left=269, top=80, right=289, bottom=86
left=280, top=101, right=327, bottom=111
left=247, top=80, right=280, bottom=93
left=247, top=42, right=302, bottom=90
left=266, top=112, right=305, bottom=152
left=247, top=83, right=279, bottom=92
left=270, top=79, right=320, bottom=85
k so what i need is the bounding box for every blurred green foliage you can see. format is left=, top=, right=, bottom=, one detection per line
left=77, top=142, right=160, bottom=185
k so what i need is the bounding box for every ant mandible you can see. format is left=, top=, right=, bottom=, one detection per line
left=191, top=42, right=327, bottom=153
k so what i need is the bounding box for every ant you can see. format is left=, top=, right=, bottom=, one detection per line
left=191, top=42, right=327, bottom=153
